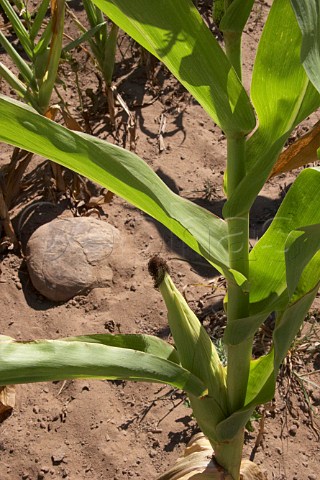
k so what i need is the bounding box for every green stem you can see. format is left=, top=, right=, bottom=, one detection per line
left=214, top=136, right=252, bottom=480
left=214, top=430, right=244, bottom=480
left=225, top=129, right=251, bottom=417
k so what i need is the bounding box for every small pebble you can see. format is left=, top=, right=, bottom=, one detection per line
left=289, top=424, right=298, bottom=436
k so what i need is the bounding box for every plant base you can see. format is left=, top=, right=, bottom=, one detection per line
left=157, top=433, right=267, bottom=480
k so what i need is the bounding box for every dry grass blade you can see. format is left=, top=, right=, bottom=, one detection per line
left=270, top=120, right=320, bottom=177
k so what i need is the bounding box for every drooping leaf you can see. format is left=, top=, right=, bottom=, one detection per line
left=270, top=120, right=320, bottom=177
left=223, top=0, right=320, bottom=218
left=64, top=333, right=180, bottom=364
left=91, top=0, right=256, bottom=136
left=0, top=336, right=206, bottom=398
left=291, top=0, right=320, bottom=94
left=0, top=95, right=230, bottom=275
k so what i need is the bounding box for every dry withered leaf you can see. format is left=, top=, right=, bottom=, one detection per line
left=61, top=110, right=83, bottom=132
left=0, top=385, right=15, bottom=416
left=270, top=120, right=320, bottom=178
left=45, top=105, right=60, bottom=121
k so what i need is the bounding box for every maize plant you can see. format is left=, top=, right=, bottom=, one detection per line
left=0, top=0, right=64, bottom=247
left=0, top=1, right=320, bottom=479
left=64, top=0, right=119, bottom=124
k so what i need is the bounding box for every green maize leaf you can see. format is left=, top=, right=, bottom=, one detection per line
left=247, top=257, right=320, bottom=412
left=102, top=23, right=119, bottom=86
left=291, top=0, right=320, bottom=94
left=285, top=224, right=320, bottom=298
left=0, top=95, right=230, bottom=275
left=223, top=311, right=269, bottom=346
left=0, top=29, right=34, bottom=86
left=62, top=22, right=106, bottom=55
left=0, top=336, right=206, bottom=398
left=0, top=63, right=28, bottom=99
left=34, top=49, right=50, bottom=85
left=29, top=0, right=50, bottom=42
left=34, top=20, right=52, bottom=57
left=62, top=333, right=179, bottom=364
left=154, top=264, right=227, bottom=442
left=249, top=168, right=320, bottom=312
left=158, top=271, right=227, bottom=404
left=212, top=0, right=224, bottom=26
left=38, top=0, right=65, bottom=113
left=91, top=0, right=256, bottom=136
left=220, top=0, right=254, bottom=33
left=273, top=270, right=320, bottom=372
left=215, top=353, right=274, bottom=442
left=82, top=0, right=107, bottom=48
left=0, top=0, right=33, bottom=58
left=245, top=353, right=274, bottom=407
left=216, top=275, right=320, bottom=442
left=83, top=0, right=100, bottom=29
left=223, top=0, right=320, bottom=218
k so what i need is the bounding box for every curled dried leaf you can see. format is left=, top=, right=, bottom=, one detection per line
left=0, top=385, right=15, bottom=415
left=270, top=120, right=320, bottom=177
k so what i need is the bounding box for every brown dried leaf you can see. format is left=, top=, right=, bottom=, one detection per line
left=45, top=105, right=60, bottom=121
left=270, top=120, right=320, bottom=178
left=62, top=111, right=83, bottom=132
left=0, top=385, right=15, bottom=415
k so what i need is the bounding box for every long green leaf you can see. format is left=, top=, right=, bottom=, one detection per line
left=220, top=0, right=254, bottom=33
left=62, top=22, right=106, bottom=55
left=0, top=0, right=33, bottom=59
left=0, top=29, right=34, bottom=85
left=291, top=0, right=320, bottom=94
left=0, top=63, right=28, bottom=99
left=223, top=0, right=320, bottom=218
left=34, top=20, right=52, bottom=57
left=102, top=22, right=119, bottom=86
left=29, top=0, right=50, bottom=42
left=38, top=0, right=65, bottom=113
left=0, top=95, right=230, bottom=275
left=91, top=0, right=256, bottom=136
left=64, top=333, right=180, bottom=364
left=0, top=336, right=206, bottom=398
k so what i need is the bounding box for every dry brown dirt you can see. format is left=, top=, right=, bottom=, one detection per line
left=0, top=2, right=320, bottom=479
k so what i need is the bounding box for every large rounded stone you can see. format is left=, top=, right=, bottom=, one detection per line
left=26, top=217, right=121, bottom=302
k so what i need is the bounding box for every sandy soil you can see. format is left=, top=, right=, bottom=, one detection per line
left=0, top=2, right=320, bottom=479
